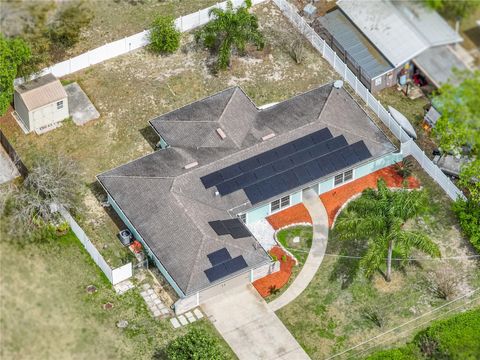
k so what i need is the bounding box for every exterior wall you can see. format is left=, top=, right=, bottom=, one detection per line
left=107, top=194, right=186, bottom=297
left=174, top=261, right=279, bottom=314
left=30, top=96, right=69, bottom=132
left=245, top=152, right=402, bottom=225
left=13, top=91, right=30, bottom=131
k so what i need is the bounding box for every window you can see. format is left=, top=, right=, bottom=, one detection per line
left=271, top=199, right=281, bottom=212
left=280, top=195, right=290, bottom=208
left=334, top=174, right=344, bottom=186
left=238, top=213, right=247, bottom=224
left=344, top=169, right=353, bottom=181
left=334, top=169, right=354, bottom=186
left=56, top=100, right=63, bottom=110
left=271, top=195, right=290, bottom=213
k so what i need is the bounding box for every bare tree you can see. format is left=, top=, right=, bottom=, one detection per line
left=2, top=156, right=82, bottom=238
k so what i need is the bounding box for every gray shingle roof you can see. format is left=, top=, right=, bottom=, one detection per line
left=98, top=83, right=396, bottom=296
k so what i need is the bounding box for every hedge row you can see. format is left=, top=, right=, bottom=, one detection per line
left=365, top=307, right=480, bottom=359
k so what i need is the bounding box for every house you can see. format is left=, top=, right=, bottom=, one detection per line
left=97, top=82, right=400, bottom=313
left=13, top=74, right=69, bottom=134
left=314, top=0, right=465, bottom=92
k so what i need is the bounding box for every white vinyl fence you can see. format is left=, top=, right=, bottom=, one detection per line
left=273, top=0, right=465, bottom=201
left=59, top=206, right=132, bottom=285
left=15, top=0, right=267, bottom=84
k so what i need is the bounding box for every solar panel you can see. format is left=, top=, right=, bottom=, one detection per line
left=273, top=158, right=292, bottom=172
left=216, top=181, right=238, bottom=196
left=311, top=128, right=333, bottom=143
left=235, top=172, right=257, bottom=188
left=220, top=165, right=242, bottom=181
left=244, top=185, right=263, bottom=204
left=205, top=263, right=228, bottom=282
left=230, top=227, right=251, bottom=239
left=275, top=143, right=296, bottom=158
left=282, top=171, right=300, bottom=189
left=254, top=165, right=275, bottom=181
left=351, top=141, right=372, bottom=160
left=293, top=166, right=312, bottom=183
left=201, top=172, right=224, bottom=188
left=293, top=136, right=314, bottom=151
left=224, top=256, right=248, bottom=273
left=209, top=221, right=229, bottom=235
left=327, top=135, right=348, bottom=151
left=207, top=248, right=232, bottom=266
left=257, top=150, right=278, bottom=165
left=239, top=157, right=260, bottom=172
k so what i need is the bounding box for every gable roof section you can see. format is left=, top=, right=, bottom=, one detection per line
left=15, top=73, right=68, bottom=111
left=98, top=84, right=397, bottom=296
left=337, top=0, right=462, bottom=67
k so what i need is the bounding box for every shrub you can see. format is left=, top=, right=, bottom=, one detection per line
left=452, top=198, right=480, bottom=253
left=281, top=254, right=287, bottom=262
left=426, top=267, right=459, bottom=300
left=149, top=16, right=181, bottom=54
left=413, top=308, right=480, bottom=359
left=394, top=158, right=413, bottom=179
left=365, top=345, right=418, bottom=360
left=48, top=1, right=93, bottom=49
left=165, top=328, right=227, bottom=360
left=362, top=305, right=387, bottom=328
left=271, top=254, right=278, bottom=262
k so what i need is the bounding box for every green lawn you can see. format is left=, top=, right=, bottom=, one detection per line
left=276, top=225, right=313, bottom=265
left=276, top=162, right=480, bottom=359
left=0, top=2, right=336, bottom=267
left=0, top=229, right=235, bottom=360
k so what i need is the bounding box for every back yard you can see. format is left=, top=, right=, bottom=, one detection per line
left=0, top=2, right=336, bottom=267
left=275, top=161, right=480, bottom=359
left=0, top=227, right=234, bottom=360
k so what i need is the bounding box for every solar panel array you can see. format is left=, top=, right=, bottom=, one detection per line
left=201, top=128, right=372, bottom=204
left=204, top=248, right=248, bottom=283
left=209, top=219, right=252, bottom=239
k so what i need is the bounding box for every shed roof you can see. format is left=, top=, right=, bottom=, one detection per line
left=337, top=0, right=462, bottom=67
left=98, top=84, right=396, bottom=296
left=413, top=45, right=468, bottom=87
left=15, top=73, right=67, bottom=111
left=314, top=9, right=393, bottom=78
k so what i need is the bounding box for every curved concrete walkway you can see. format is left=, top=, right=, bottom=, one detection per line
left=269, top=188, right=329, bottom=312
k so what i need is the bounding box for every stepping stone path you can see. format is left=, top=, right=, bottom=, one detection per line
left=139, top=283, right=170, bottom=318
left=114, top=280, right=134, bottom=295
left=169, top=308, right=205, bottom=329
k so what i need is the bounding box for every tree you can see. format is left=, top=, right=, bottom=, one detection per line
left=149, top=16, right=181, bottom=54
left=2, top=156, right=83, bottom=238
left=0, top=35, right=31, bottom=115
left=433, top=70, right=480, bottom=202
left=334, top=179, right=440, bottom=282
left=422, top=0, right=479, bottom=20
left=165, top=328, right=227, bottom=360
left=195, top=0, right=264, bottom=70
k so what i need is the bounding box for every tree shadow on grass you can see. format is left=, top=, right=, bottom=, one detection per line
left=151, top=348, right=167, bottom=360
left=327, top=232, right=368, bottom=289
left=139, top=125, right=159, bottom=151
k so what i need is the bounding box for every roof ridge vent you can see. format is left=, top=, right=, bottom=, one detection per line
left=216, top=128, right=227, bottom=140
left=261, top=133, right=275, bottom=141
left=184, top=161, right=198, bottom=170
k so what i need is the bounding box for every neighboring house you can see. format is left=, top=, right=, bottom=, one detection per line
left=97, top=82, right=401, bottom=313
left=13, top=74, right=69, bottom=134
left=314, top=0, right=465, bottom=92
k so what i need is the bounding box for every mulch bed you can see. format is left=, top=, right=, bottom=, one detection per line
left=253, top=246, right=295, bottom=298
left=267, top=164, right=421, bottom=229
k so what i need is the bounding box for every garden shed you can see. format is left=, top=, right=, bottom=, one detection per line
left=13, top=73, right=69, bottom=134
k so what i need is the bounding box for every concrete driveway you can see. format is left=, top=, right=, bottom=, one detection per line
left=202, top=285, right=309, bottom=360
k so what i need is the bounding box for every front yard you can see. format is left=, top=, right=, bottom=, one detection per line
left=0, top=2, right=336, bottom=267
left=275, top=161, right=480, bottom=359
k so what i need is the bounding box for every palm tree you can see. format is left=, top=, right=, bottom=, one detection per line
left=334, top=179, right=440, bottom=282
left=195, top=0, right=264, bottom=70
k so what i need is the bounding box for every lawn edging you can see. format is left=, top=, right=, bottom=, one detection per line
left=273, top=223, right=313, bottom=265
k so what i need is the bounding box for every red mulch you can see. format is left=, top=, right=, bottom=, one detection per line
left=253, top=246, right=295, bottom=298
left=266, top=203, right=312, bottom=230
left=267, top=164, right=421, bottom=229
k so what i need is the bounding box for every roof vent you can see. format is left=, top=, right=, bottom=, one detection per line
left=184, top=161, right=198, bottom=170
left=216, top=128, right=226, bottom=140
left=214, top=190, right=220, bottom=196
left=333, top=80, right=344, bottom=89
left=261, top=133, right=275, bottom=141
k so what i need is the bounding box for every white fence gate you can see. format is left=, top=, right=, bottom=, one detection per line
left=273, top=0, right=464, bottom=201
left=15, top=0, right=267, bottom=84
